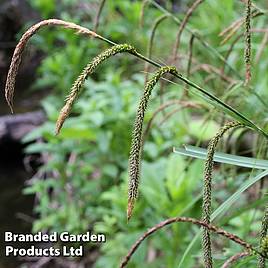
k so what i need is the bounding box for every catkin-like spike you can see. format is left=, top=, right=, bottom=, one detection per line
left=120, top=216, right=260, bottom=268
left=127, top=66, right=178, bottom=221
left=202, top=121, right=242, bottom=268
left=5, top=19, right=99, bottom=113
left=261, top=236, right=268, bottom=257
left=244, top=0, right=251, bottom=84
left=55, top=44, right=138, bottom=135
left=258, top=205, right=268, bottom=268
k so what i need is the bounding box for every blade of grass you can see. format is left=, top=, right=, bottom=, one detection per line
left=173, top=145, right=268, bottom=169
left=158, top=76, right=268, bottom=139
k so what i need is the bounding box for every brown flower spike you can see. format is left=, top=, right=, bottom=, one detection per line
left=120, top=216, right=262, bottom=268
left=5, top=19, right=99, bottom=113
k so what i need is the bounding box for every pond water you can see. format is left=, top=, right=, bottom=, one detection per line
left=0, top=85, right=40, bottom=267
left=0, top=143, right=35, bottom=267
left=0, top=3, right=45, bottom=265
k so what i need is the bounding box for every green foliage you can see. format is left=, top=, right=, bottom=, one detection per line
left=19, top=0, right=268, bottom=267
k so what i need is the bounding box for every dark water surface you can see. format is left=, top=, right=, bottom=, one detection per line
left=0, top=147, right=34, bottom=268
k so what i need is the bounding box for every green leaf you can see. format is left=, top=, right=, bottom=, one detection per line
left=173, top=145, right=268, bottom=170
left=59, top=126, right=96, bottom=139
left=166, top=154, right=186, bottom=199
left=25, top=143, right=55, bottom=154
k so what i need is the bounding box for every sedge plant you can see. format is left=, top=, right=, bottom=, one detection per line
left=4, top=0, right=268, bottom=267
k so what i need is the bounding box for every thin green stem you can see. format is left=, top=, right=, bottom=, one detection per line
left=93, top=0, right=106, bottom=32
left=144, top=14, right=169, bottom=83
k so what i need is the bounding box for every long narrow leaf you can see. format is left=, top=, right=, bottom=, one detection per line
left=173, top=145, right=268, bottom=170
left=159, top=77, right=268, bottom=139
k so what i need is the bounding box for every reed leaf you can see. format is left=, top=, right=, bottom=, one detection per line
left=160, top=76, right=268, bottom=139
left=173, top=145, right=268, bottom=170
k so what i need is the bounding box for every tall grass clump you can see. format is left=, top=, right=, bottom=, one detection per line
left=4, top=0, right=268, bottom=266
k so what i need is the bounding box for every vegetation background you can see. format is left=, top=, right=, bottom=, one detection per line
left=1, top=0, right=268, bottom=267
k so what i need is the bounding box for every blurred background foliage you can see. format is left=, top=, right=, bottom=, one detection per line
left=9, top=0, right=268, bottom=267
